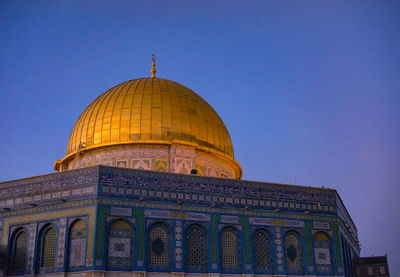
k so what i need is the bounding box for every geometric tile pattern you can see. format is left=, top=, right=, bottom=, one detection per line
left=68, top=220, right=87, bottom=269
left=97, top=165, right=337, bottom=202
left=148, top=223, right=169, bottom=269
left=0, top=166, right=98, bottom=202
left=155, top=158, right=168, bottom=172
left=132, top=208, right=145, bottom=262
left=10, top=230, right=27, bottom=273
left=249, top=217, right=304, bottom=228
left=0, top=185, right=96, bottom=209
left=2, top=205, right=96, bottom=269
left=40, top=226, right=57, bottom=269
left=305, top=221, right=313, bottom=267
left=0, top=164, right=361, bottom=259
left=95, top=206, right=110, bottom=260
left=254, top=229, right=270, bottom=270
left=221, top=227, right=240, bottom=271
left=174, top=222, right=183, bottom=268
left=27, top=224, right=37, bottom=271
left=69, top=239, right=86, bottom=267
left=210, top=214, right=220, bottom=263
left=106, top=219, right=133, bottom=268
left=185, top=224, right=206, bottom=269
left=314, top=232, right=332, bottom=274
left=285, top=232, right=302, bottom=273
left=57, top=221, right=66, bottom=268
left=331, top=222, right=343, bottom=267
left=101, top=184, right=335, bottom=215
left=239, top=216, right=250, bottom=265
left=0, top=165, right=361, bottom=275
left=274, top=229, right=284, bottom=270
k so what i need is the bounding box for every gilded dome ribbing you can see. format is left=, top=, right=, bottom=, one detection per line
left=66, top=77, right=235, bottom=158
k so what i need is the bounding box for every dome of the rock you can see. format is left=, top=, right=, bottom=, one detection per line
left=54, top=77, right=242, bottom=179
left=3, top=57, right=360, bottom=277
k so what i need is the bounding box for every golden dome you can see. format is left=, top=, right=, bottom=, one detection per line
left=59, top=77, right=239, bottom=172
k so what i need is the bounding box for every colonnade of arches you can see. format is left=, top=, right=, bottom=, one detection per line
left=7, top=218, right=334, bottom=275
left=7, top=219, right=87, bottom=275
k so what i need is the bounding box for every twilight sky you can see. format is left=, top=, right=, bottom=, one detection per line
left=0, top=1, right=399, bottom=275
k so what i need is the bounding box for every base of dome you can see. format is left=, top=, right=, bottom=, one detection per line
left=55, top=142, right=242, bottom=179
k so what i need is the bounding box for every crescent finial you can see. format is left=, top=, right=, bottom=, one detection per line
left=151, top=54, right=156, bottom=78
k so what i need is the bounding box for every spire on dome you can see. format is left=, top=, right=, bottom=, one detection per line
left=151, top=54, right=156, bottom=78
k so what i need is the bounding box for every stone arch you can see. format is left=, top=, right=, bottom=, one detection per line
left=8, top=227, right=28, bottom=275
left=106, top=218, right=134, bottom=269
left=67, top=219, right=87, bottom=270
left=284, top=230, right=303, bottom=273
left=185, top=223, right=207, bottom=270
left=36, top=223, right=58, bottom=273
left=147, top=222, right=171, bottom=270
left=313, top=231, right=333, bottom=274
left=220, top=226, right=241, bottom=272
left=253, top=228, right=272, bottom=272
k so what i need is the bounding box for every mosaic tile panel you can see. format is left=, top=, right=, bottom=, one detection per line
left=106, top=219, right=133, bottom=268
left=56, top=220, right=67, bottom=268
left=314, top=221, right=330, bottom=229
left=174, top=222, right=183, bottom=268
left=314, top=232, right=332, bottom=274
left=40, top=226, right=57, bottom=269
left=100, top=181, right=334, bottom=217
left=221, top=227, right=240, bottom=271
left=254, top=229, right=270, bottom=270
left=69, top=239, right=86, bottom=267
left=95, top=206, right=110, bottom=260
left=100, top=182, right=336, bottom=217
left=1, top=185, right=96, bottom=209
left=0, top=164, right=360, bottom=275
left=110, top=207, right=132, bottom=216
left=185, top=224, right=207, bottom=269
left=274, top=228, right=284, bottom=270
left=155, top=158, right=168, bottom=172
left=68, top=220, right=87, bottom=269
left=116, top=160, right=127, bottom=168
left=97, top=166, right=337, bottom=205
left=132, top=208, right=145, bottom=261
left=285, top=232, right=302, bottom=273
left=0, top=167, right=98, bottom=200
left=27, top=224, right=37, bottom=271
left=148, top=223, right=170, bottom=269
left=239, top=216, right=250, bottom=265
left=305, top=221, right=313, bottom=267
left=331, top=222, right=343, bottom=267
left=222, top=215, right=239, bottom=224
left=210, top=214, right=220, bottom=263
left=2, top=205, right=96, bottom=269
left=144, top=209, right=210, bottom=221
left=249, top=217, right=304, bottom=227
left=11, top=230, right=27, bottom=272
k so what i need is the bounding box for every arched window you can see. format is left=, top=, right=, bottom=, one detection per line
left=67, top=219, right=87, bottom=270
left=220, top=227, right=241, bottom=272
left=106, top=219, right=134, bottom=269
left=147, top=223, right=170, bottom=269
left=314, top=232, right=333, bottom=274
left=37, top=224, right=57, bottom=272
left=9, top=229, right=28, bottom=275
left=285, top=231, right=303, bottom=273
left=185, top=224, right=207, bottom=270
left=253, top=229, right=272, bottom=271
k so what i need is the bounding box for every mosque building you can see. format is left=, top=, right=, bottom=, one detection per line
left=0, top=56, right=360, bottom=277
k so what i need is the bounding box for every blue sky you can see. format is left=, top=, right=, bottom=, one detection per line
left=1, top=0, right=399, bottom=275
